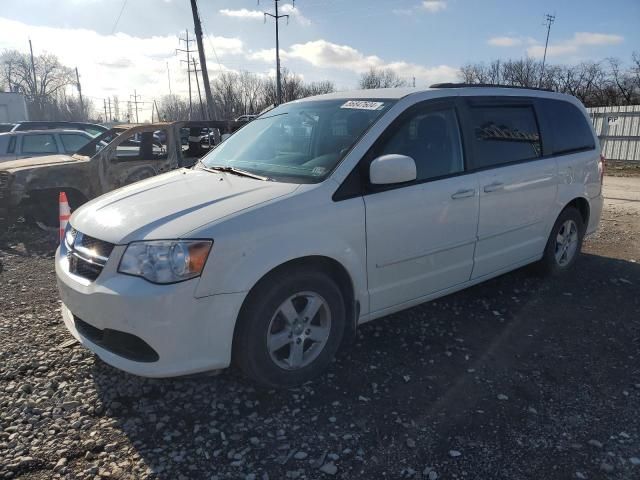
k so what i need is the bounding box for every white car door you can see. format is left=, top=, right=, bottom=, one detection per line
left=460, top=97, right=558, bottom=279
left=364, top=100, right=480, bottom=313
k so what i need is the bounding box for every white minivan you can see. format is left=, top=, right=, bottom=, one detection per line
left=56, top=85, right=604, bottom=387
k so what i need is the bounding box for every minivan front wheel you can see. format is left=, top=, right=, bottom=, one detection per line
left=539, top=207, right=585, bottom=275
left=233, top=269, right=346, bottom=388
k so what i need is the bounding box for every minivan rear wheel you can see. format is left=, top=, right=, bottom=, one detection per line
left=233, top=269, right=346, bottom=388
left=538, top=207, right=585, bottom=275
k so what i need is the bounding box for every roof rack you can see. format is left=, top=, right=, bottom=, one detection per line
left=429, top=82, right=553, bottom=92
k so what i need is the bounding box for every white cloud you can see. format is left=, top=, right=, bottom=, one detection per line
left=421, top=1, right=447, bottom=13
left=0, top=17, right=244, bottom=120
left=219, top=5, right=310, bottom=25
left=394, top=1, right=447, bottom=16
left=280, top=4, right=311, bottom=26
left=488, top=36, right=522, bottom=47
left=219, top=8, right=264, bottom=20
left=527, top=32, right=623, bottom=58
left=252, top=39, right=457, bottom=86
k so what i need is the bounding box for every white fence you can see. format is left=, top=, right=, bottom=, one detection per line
left=588, top=105, right=640, bottom=163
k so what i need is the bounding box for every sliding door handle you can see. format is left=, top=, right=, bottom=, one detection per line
left=451, top=189, right=476, bottom=199
left=483, top=182, right=504, bottom=193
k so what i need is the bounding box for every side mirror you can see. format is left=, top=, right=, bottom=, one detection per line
left=369, top=154, right=417, bottom=185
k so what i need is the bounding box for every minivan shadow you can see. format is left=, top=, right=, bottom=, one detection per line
left=90, top=253, right=640, bottom=479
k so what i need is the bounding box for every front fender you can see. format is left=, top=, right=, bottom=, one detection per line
left=192, top=186, right=369, bottom=316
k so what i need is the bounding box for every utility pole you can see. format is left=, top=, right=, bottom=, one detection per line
left=154, top=100, right=161, bottom=122
left=190, top=0, right=215, bottom=120
left=113, top=96, right=120, bottom=122
left=412, top=77, right=416, bottom=88
left=28, top=39, right=38, bottom=115
left=192, top=58, right=206, bottom=120
left=130, top=90, right=141, bottom=123
left=28, top=39, right=37, bottom=96
left=75, top=67, right=85, bottom=119
left=176, top=30, right=194, bottom=119
left=103, top=99, right=108, bottom=123
left=264, top=0, right=293, bottom=105
left=540, top=13, right=555, bottom=87
left=167, top=61, right=172, bottom=95
left=107, top=97, right=112, bottom=122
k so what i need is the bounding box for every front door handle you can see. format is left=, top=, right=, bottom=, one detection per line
left=483, top=182, right=504, bottom=193
left=451, top=189, right=476, bottom=199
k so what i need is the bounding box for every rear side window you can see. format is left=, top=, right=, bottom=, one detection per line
left=541, top=99, right=595, bottom=154
left=21, top=134, right=58, bottom=154
left=469, top=106, right=541, bottom=169
left=60, top=134, right=90, bottom=153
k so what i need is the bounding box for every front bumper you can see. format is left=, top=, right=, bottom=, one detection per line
left=55, top=246, right=247, bottom=377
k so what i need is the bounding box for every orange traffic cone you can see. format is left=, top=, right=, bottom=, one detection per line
left=59, top=192, right=71, bottom=242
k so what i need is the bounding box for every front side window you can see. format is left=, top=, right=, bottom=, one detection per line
left=541, top=99, right=595, bottom=154
left=60, top=134, right=91, bottom=153
left=116, top=130, right=168, bottom=161
left=201, top=99, right=395, bottom=183
left=21, top=134, right=58, bottom=154
left=74, top=129, right=123, bottom=158
left=470, top=106, right=541, bottom=169
left=375, top=107, right=464, bottom=181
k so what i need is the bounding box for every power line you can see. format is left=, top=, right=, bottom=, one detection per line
left=129, top=90, right=141, bottom=123
left=176, top=30, right=195, bottom=119
left=540, top=13, right=555, bottom=86
left=263, top=0, right=295, bottom=105
left=111, top=0, right=128, bottom=34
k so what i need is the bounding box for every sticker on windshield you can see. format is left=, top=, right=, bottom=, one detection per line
left=340, top=100, right=385, bottom=111
left=312, top=166, right=327, bottom=176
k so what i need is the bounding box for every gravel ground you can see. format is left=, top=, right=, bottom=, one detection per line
left=1, top=179, right=639, bottom=480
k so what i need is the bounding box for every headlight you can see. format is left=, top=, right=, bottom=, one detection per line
left=118, top=240, right=212, bottom=284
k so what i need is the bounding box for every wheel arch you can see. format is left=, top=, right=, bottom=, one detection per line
left=564, top=196, right=590, bottom=228
left=236, top=255, right=359, bottom=339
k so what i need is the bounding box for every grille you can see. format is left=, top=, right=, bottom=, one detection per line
left=67, top=229, right=114, bottom=281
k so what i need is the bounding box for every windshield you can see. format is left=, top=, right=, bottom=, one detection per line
left=73, top=128, right=124, bottom=157
left=200, top=99, right=395, bottom=183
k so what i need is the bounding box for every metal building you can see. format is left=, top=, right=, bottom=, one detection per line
left=588, top=105, right=640, bottom=163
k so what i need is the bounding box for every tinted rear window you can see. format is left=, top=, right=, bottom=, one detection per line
left=541, top=99, right=595, bottom=154
left=469, top=105, right=542, bottom=169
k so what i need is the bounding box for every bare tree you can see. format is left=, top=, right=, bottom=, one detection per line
left=459, top=54, right=640, bottom=107
left=0, top=49, right=75, bottom=119
left=158, top=95, right=191, bottom=121
left=359, top=67, right=408, bottom=89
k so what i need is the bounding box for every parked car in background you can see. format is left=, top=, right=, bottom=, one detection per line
left=54, top=85, right=604, bottom=388
left=235, top=114, right=257, bottom=123
left=0, top=129, right=94, bottom=162
left=0, top=120, right=242, bottom=230
left=9, top=121, right=107, bottom=137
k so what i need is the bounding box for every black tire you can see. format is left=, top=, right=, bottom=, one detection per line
left=233, top=268, right=346, bottom=388
left=538, top=207, right=585, bottom=276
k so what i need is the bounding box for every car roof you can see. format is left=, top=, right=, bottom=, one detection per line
left=298, top=85, right=580, bottom=104
left=0, top=129, right=92, bottom=136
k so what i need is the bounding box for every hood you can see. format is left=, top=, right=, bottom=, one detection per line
left=0, top=154, right=77, bottom=172
left=71, top=168, right=300, bottom=244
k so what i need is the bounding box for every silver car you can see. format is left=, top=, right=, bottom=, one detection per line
left=0, top=129, right=94, bottom=162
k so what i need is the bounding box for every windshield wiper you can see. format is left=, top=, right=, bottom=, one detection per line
left=199, top=163, right=270, bottom=181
